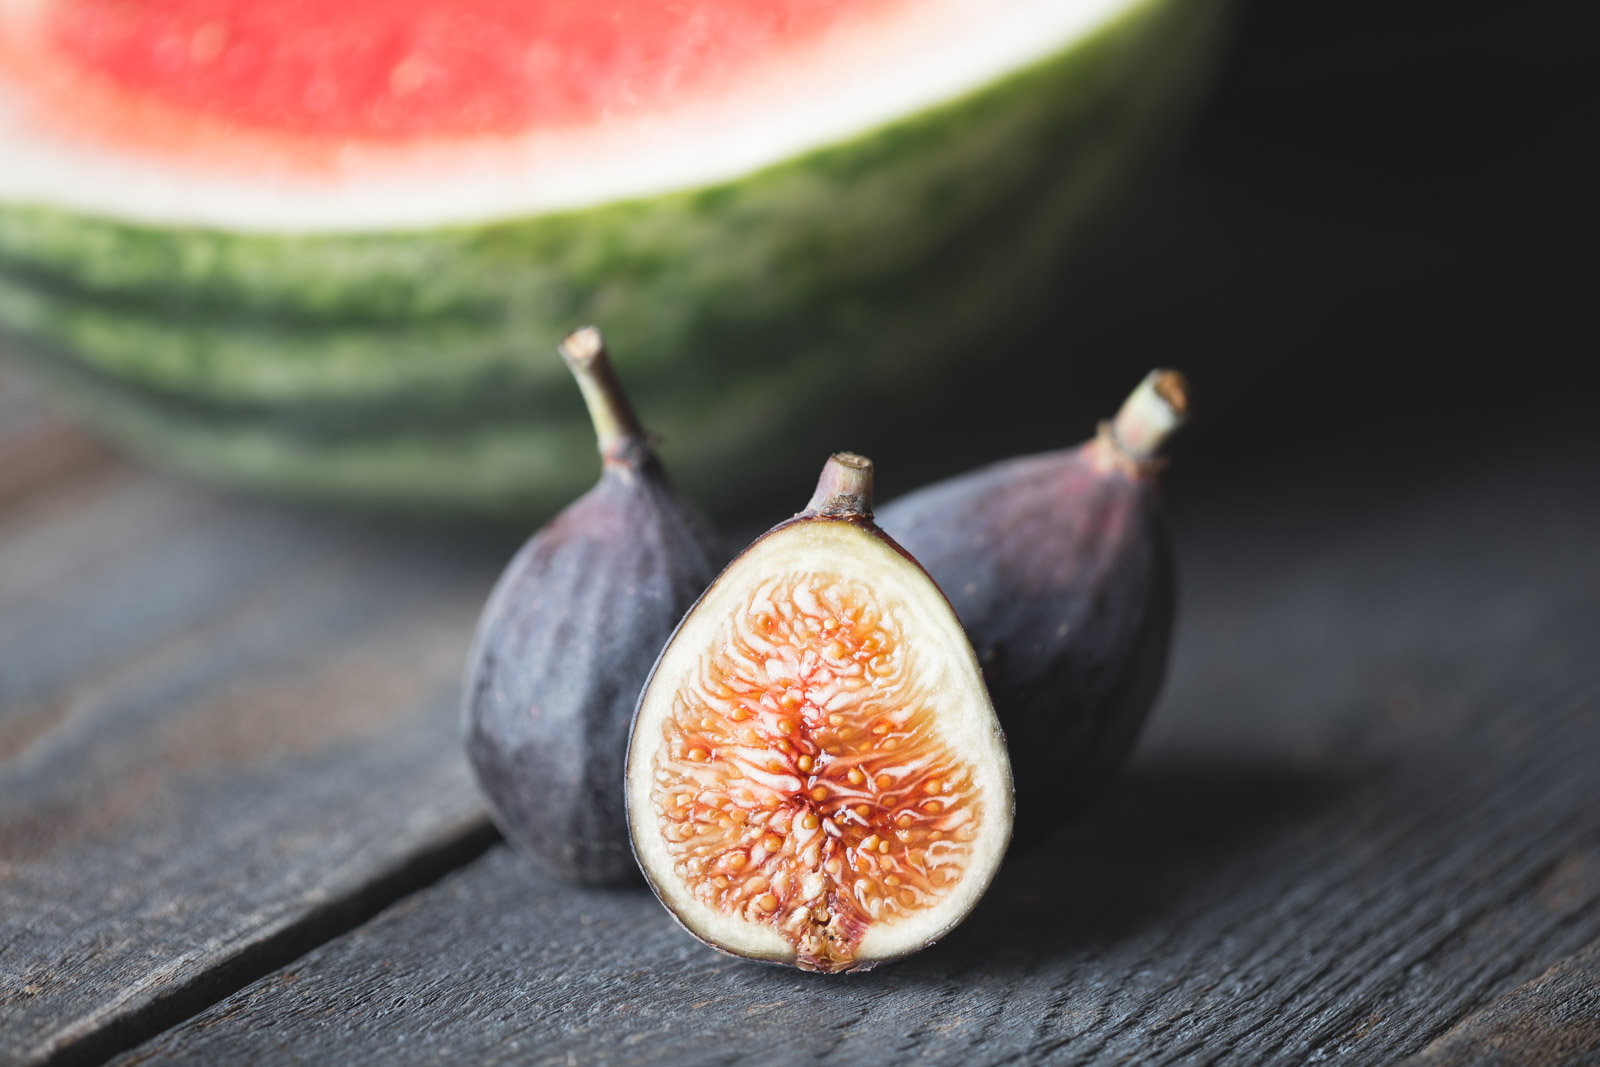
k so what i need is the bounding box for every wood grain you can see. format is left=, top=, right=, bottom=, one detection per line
left=104, top=446, right=1600, bottom=1066
left=1408, top=938, right=1600, bottom=1066
left=0, top=410, right=508, bottom=1066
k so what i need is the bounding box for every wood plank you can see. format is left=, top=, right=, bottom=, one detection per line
left=1407, top=939, right=1600, bottom=1066
left=0, top=374, right=120, bottom=524
left=105, top=444, right=1600, bottom=1065
left=0, top=415, right=512, bottom=1065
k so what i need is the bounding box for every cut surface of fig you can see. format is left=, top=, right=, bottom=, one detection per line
left=629, top=454, right=1012, bottom=972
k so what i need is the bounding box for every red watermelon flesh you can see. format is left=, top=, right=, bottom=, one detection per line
left=43, top=0, right=902, bottom=138
left=2, top=0, right=910, bottom=175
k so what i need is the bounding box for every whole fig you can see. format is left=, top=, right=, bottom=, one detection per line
left=876, top=370, right=1187, bottom=835
left=463, top=327, right=726, bottom=885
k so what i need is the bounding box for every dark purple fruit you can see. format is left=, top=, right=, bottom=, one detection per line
left=875, top=371, right=1188, bottom=834
left=463, top=326, right=726, bottom=885
left=627, top=453, right=1013, bottom=972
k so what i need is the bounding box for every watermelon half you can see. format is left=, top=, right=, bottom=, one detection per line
left=0, top=0, right=1227, bottom=518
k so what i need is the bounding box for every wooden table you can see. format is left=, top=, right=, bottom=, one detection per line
left=4, top=375, right=1597, bottom=1064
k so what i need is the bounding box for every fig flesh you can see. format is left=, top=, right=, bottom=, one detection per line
left=876, top=371, right=1188, bottom=834
left=463, top=327, right=726, bottom=885
left=628, top=454, right=1014, bottom=972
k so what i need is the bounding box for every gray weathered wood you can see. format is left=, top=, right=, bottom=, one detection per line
left=1408, top=938, right=1600, bottom=1066
left=0, top=408, right=504, bottom=1066
left=106, top=444, right=1600, bottom=1065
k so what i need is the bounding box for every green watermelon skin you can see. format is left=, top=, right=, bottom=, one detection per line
left=0, top=0, right=1227, bottom=519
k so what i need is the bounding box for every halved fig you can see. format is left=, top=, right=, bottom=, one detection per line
left=627, top=453, right=1013, bottom=972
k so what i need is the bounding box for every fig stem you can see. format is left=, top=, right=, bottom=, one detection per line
left=804, top=453, right=874, bottom=519
left=558, top=326, right=650, bottom=464
left=1106, top=369, right=1189, bottom=464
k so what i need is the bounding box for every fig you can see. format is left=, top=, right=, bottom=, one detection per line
left=876, top=370, right=1188, bottom=834
left=627, top=453, right=1014, bottom=973
left=462, top=326, right=726, bottom=885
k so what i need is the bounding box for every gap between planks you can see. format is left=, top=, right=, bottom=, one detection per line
left=33, top=822, right=500, bottom=1067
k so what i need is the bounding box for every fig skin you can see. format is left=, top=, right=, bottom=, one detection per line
left=875, top=371, right=1186, bottom=836
left=462, top=327, right=726, bottom=885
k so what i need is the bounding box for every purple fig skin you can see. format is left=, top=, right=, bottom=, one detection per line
left=875, top=372, right=1185, bottom=836
left=462, top=329, right=726, bottom=885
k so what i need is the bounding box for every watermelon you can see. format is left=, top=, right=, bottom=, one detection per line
left=0, top=0, right=1226, bottom=518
